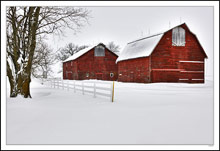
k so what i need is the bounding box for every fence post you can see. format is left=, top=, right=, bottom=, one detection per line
left=82, top=81, right=84, bottom=95
left=74, top=80, right=76, bottom=93
left=67, top=80, right=69, bottom=91
left=94, top=82, right=96, bottom=98
left=111, top=81, right=115, bottom=102
left=54, top=79, right=55, bottom=88
left=57, top=80, right=59, bottom=89
left=62, top=80, right=64, bottom=90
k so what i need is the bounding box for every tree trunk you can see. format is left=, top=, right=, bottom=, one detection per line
left=21, top=78, right=31, bottom=98
left=7, top=7, right=41, bottom=98
left=7, top=65, right=32, bottom=98
left=7, top=61, right=17, bottom=97
left=8, top=78, right=17, bottom=98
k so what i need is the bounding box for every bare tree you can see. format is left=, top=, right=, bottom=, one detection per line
left=107, top=41, right=120, bottom=54
left=32, top=42, right=54, bottom=79
left=56, top=43, right=88, bottom=61
left=6, top=6, right=90, bottom=98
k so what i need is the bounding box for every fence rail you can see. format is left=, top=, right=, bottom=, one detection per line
left=45, top=79, right=115, bottom=102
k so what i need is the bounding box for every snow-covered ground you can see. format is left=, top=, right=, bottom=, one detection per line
left=6, top=77, right=214, bottom=144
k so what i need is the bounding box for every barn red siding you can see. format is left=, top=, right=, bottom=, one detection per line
left=151, top=70, right=180, bottom=82
left=150, top=24, right=206, bottom=83
left=63, top=61, right=76, bottom=80
left=76, top=48, right=118, bottom=81
left=63, top=45, right=118, bottom=81
left=117, top=24, right=206, bottom=83
left=118, top=57, right=150, bottom=83
left=63, top=62, right=66, bottom=79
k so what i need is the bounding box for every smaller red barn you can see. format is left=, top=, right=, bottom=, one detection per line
left=63, top=43, right=118, bottom=81
left=116, top=23, right=207, bottom=83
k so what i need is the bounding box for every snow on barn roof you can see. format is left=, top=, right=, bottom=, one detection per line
left=63, top=45, right=95, bottom=63
left=63, top=43, right=118, bottom=63
left=116, top=23, right=187, bottom=63
left=116, top=33, right=164, bottom=63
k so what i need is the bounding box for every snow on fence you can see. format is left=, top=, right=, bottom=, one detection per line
left=46, top=79, right=115, bottom=102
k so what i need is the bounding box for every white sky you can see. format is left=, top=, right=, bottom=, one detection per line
left=46, top=6, right=213, bottom=76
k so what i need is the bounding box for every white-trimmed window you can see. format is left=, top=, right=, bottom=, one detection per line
left=172, top=27, right=185, bottom=46
left=95, top=45, right=105, bottom=56
left=110, top=72, right=114, bottom=78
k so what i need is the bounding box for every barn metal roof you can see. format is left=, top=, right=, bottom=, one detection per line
left=116, top=22, right=206, bottom=63
left=63, top=43, right=118, bottom=63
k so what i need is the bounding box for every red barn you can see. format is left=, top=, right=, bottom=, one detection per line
left=116, top=23, right=207, bottom=83
left=63, top=43, right=118, bottom=81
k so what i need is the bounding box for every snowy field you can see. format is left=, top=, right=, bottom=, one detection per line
left=6, top=78, right=214, bottom=144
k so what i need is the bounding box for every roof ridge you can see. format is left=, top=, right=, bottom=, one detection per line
left=127, top=33, right=163, bottom=44
left=127, top=22, right=186, bottom=45
left=63, top=42, right=118, bottom=62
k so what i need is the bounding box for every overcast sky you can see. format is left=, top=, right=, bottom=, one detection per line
left=46, top=6, right=213, bottom=76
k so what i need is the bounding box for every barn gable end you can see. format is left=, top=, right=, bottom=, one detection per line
left=63, top=43, right=118, bottom=81
left=117, top=23, right=207, bottom=83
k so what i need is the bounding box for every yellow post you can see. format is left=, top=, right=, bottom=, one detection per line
left=112, top=81, right=115, bottom=103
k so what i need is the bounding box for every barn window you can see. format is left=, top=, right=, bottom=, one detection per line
left=95, top=45, right=105, bottom=56
left=110, top=72, right=114, bottom=78
left=172, top=27, right=185, bottom=46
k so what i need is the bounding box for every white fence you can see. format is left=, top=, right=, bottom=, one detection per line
left=45, top=79, right=115, bottom=102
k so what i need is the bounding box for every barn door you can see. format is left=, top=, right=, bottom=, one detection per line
left=178, top=61, right=204, bottom=83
